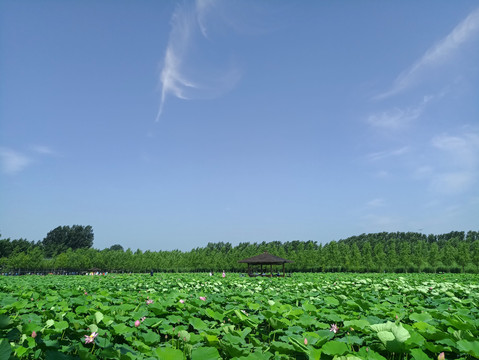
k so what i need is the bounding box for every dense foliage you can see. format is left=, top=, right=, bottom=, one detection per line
left=0, top=273, right=478, bottom=359
left=42, top=225, right=94, bottom=257
left=0, top=231, right=478, bottom=274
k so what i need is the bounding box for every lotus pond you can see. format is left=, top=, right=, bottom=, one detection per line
left=0, top=273, right=478, bottom=359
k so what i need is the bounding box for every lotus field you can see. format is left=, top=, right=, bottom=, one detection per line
left=0, top=273, right=478, bottom=360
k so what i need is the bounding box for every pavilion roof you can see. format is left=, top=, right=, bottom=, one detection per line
left=238, top=251, right=293, bottom=265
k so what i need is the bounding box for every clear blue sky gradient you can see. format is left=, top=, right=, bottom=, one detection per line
left=1, top=1, right=478, bottom=251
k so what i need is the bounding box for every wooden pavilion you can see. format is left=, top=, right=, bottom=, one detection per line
left=238, top=252, right=293, bottom=277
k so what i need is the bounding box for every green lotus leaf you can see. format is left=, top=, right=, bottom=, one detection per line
left=370, top=321, right=394, bottom=332
left=15, top=346, right=28, bottom=358
left=409, top=312, right=433, bottom=323
left=0, top=339, right=12, bottom=360
left=409, top=348, right=429, bottom=360
left=321, top=340, right=349, bottom=356
left=54, top=320, right=68, bottom=331
left=94, top=311, right=104, bottom=324
left=371, top=321, right=410, bottom=353
left=377, top=331, right=395, bottom=343
left=457, top=340, right=479, bottom=358
left=45, top=350, right=75, bottom=360
left=270, top=341, right=295, bottom=355
left=205, top=308, right=224, bottom=321
left=343, top=319, right=371, bottom=331
left=288, top=336, right=308, bottom=353
left=333, top=356, right=362, bottom=360
left=356, top=347, right=387, bottom=360
left=324, top=297, right=340, bottom=306
left=202, top=333, right=219, bottom=346
left=190, top=317, right=208, bottom=330
left=0, top=315, right=11, bottom=329
left=154, top=347, right=184, bottom=360
left=191, top=346, right=221, bottom=360
left=112, top=323, right=129, bottom=335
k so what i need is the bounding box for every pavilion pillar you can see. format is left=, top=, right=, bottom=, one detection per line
left=282, top=263, right=285, bottom=277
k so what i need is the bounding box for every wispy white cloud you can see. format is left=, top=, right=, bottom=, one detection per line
left=373, top=170, right=390, bottom=179
left=196, top=0, right=216, bottom=38
left=156, top=0, right=241, bottom=121
left=156, top=3, right=198, bottom=121
left=414, top=129, right=479, bottom=194
left=0, top=145, right=58, bottom=175
left=366, top=198, right=386, bottom=208
left=430, top=171, right=475, bottom=194
left=413, top=165, right=434, bottom=180
left=429, top=130, right=479, bottom=194
left=367, top=106, right=421, bottom=130
left=367, top=93, right=439, bottom=130
left=367, top=146, right=410, bottom=162
left=375, top=7, right=479, bottom=99
left=31, top=145, right=55, bottom=155
left=0, top=148, right=31, bottom=175
left=431, top=131, right=479, bottom=168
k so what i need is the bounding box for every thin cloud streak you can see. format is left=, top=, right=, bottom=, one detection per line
left=31, top=145, right=55, bottom=155
left=375, top=7, right=479, bottom=99
left=431, top=132, right=479, bottom=168
left=366, top=198, right=386, bottom=208
left=367, top=146, right=410, bottom=162
left=0, top=148, right=31, bottom=175
left=367, top=93, right=438, bottom=130
left=156, top=3, right=198, bottom=122
left=367, top=106, right=421, bottom=130
left=155, top=0, right=239, bottom=122
left=196, top=0, right=216, bottom=38
left=414, top=130, right=479, bottom=194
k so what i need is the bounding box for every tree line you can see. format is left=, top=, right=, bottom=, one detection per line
left=0, top=229, right=478, bottom=274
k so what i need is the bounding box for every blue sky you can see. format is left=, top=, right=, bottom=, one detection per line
left=1, top=1, right=478, bottom=251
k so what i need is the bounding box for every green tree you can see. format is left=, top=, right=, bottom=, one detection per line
left=350, top=243, right=361, bottom=272
left=361, top=241, right=373, bottom=272
left=399, top=241, right=412, bottom=272
left=386, top=241, right=398, bottom=272
left=471, top=240, right=479, bottom=272
left=428, top=242, right=440, bottom=272
left=373, top=243, right=386, bottom=272
left=109, top=244, right=124, bottom=251
left=412, top=240, right=427, bottom=272
left=456, top=241, right=470, bottom=273
left=43, top=225, right=94, bottom=257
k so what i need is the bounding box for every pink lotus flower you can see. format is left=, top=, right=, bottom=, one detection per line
left=146, top=299, right=154, bottom=305
left=304, top=338, right=308, bottom=345
left=84, top=332, right=98, bottom=344
left=141, top=317, right=146, bottom=322
left=330, top=324, right=339, bottom=333
left=134, top=320, right=140, bottom=327
left=438, top=352, right=445, bottom=360
left=179, top=299, right=185, bottom=304
left=31, top=331, right=37, bottom=338
left=84, top=292, right=88, bottom=295
left=199, top=296, right=206, bottom=301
